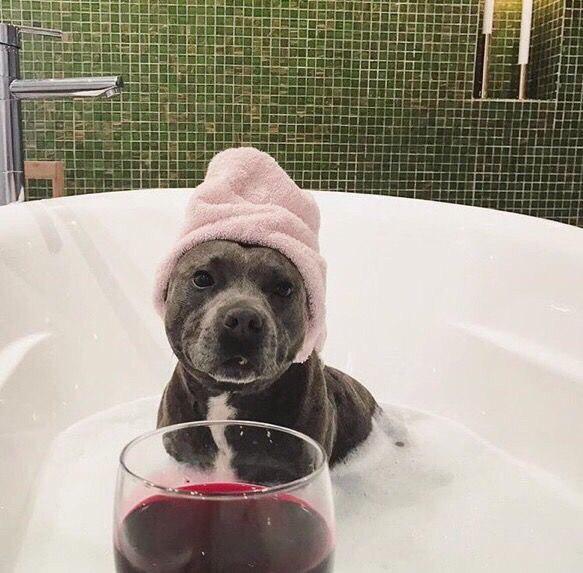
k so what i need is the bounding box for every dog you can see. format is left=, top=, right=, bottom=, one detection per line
left=157, top=239, right=404, bottom=481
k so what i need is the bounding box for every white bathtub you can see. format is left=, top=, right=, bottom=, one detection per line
left=1, top=190, right=582, bottom=572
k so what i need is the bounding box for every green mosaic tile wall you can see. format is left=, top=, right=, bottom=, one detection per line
left=1, top=0, right=582, bottom=225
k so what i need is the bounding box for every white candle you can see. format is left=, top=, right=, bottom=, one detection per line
left=483, top=0, right=495, bottom=35
left=518, top=0, right=534, bottom=65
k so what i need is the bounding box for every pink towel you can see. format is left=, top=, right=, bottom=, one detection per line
left=154, top=147, right=327, bottom=363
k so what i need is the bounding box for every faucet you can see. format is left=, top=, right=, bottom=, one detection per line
left=0, top=23, right=123, bottom=205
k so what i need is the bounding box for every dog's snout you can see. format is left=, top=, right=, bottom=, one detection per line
left=223, top=307, right=264, bottom=338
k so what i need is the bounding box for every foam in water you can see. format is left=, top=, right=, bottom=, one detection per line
left=14, top=396, right=583, bottom=573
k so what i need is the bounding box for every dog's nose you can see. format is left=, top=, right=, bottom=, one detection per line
left=223, top=307, right=264, bottom=338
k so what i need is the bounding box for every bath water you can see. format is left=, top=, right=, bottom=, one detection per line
left=14, top=396, right=583, bottom=572
left=114, top=482, right=333, bottom=573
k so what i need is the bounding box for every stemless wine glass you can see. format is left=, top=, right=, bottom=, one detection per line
left=113, top=420, right=335, bottom=573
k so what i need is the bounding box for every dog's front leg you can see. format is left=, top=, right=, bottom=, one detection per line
left=157, top=366, right=217, bottom=468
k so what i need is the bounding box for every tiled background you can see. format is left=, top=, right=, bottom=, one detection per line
left=2, top=0, right=582, bottom=225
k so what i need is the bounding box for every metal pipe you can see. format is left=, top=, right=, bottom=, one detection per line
left=0, top=24, right=23, bottom=204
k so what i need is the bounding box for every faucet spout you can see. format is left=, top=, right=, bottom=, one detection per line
left=9, top=76, right=124, bottom=100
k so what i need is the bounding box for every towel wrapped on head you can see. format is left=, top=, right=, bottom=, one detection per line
left=153, top=147, right=327, bottom=363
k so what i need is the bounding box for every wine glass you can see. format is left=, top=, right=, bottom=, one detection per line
left=113, top=420, right=335, bottom=572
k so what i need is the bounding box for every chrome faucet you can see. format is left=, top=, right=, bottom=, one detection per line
left=0, top=23, right=123, bottom=205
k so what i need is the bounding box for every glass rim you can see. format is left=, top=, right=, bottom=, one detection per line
left=119, top=419, right=329, bottom=500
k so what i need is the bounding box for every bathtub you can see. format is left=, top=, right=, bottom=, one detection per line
left=1, top=190, right=582, bottom=571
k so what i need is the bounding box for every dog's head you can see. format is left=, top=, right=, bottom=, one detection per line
left=164, top=240, right=308, bottom=388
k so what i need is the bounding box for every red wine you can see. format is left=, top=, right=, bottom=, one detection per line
left=114, top=482, right=334, bottom=573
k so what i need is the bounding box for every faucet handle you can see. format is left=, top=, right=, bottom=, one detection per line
left=18, top=25, right=64, bottom=39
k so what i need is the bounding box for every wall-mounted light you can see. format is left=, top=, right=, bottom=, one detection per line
left=518, top=0, right=534, bottom=100
left=481, top=0, right=495, bottom=99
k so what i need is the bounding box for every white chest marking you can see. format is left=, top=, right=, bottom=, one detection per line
left=206, top=393, right=236, bottom=477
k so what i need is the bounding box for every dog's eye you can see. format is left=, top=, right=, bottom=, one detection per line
left=192, top=270, right=215, bottom=289
left=275, top=281, right=293, bottom=298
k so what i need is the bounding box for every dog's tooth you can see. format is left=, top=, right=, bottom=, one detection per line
left=238, top=357, right=248, bottom=366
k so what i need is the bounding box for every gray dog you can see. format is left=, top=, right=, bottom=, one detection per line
left=158, top=240, right=403, bottom=480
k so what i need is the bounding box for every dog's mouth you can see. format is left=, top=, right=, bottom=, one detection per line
left=211, top=355, right=258, bottom=383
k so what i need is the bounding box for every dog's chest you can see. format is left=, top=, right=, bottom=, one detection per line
left=206, top=393, right=237, bottom=475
